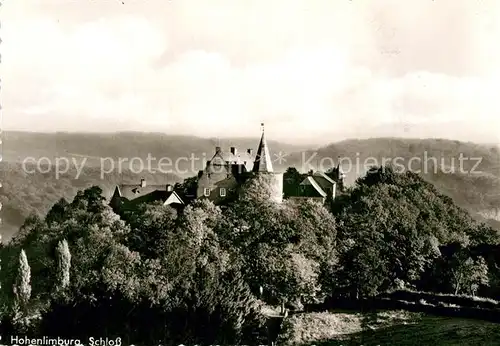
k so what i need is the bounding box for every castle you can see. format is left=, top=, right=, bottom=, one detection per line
left=110, top=124, right=345, bottom=211
left=195, top=123, right=283, bottom=204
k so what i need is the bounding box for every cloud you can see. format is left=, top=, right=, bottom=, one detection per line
left=1, top=0, right=500, bottom=145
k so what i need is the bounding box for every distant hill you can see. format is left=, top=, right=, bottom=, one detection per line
left=285, top=137, right=499, bottom=177
left=0, top=131, right=306, bottom=241
left=0, top=162, right=182, bottom=241
left=1, top=131, right=308, bottom=177
left=0, top=133, right=498, bottom=240
left=284, top=137, right=500, bottom=228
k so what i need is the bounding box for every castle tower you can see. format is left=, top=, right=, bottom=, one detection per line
left=336, top=156, right=346, bottom=192
left=252, top=123, right=274, bottom=173
left=251, top=123, right=283, bottom=203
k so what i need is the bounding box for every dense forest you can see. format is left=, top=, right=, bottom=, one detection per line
left=0, top=162, right=182, bottom=240
left=1, top=165, right=499, bottom=345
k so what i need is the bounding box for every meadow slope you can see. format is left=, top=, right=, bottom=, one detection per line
left=278, top=311, right=500, bottom=346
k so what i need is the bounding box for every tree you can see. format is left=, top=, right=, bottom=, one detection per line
left=285, top=199, right=337, bottom=260
left=175, top=176, right=199, bottom=200
left=283, top=167, right=305, bottom=198
left=327, top=164, right=497, bottom=299
left=171, top=199, right=229, bottom=281
left=1, top=184, right=269, bottom=344
left=13, top=250, right=31, bottom=309
left=46, top=198, right=69, bottom=225
left=56, top=239, right=71, bottom=291
left=239, top=173, right=279, bottom=204
left=289, top=253, right=321, bottom=305
left=71, top=186, right=106, bottom=215
left=125, top=202, right=178, bottom=258
left=470, top=257, right=489, bottom=296
left=451, top=255, right=489, bottom=295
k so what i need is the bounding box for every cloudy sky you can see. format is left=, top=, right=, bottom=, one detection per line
left=2, top=0, right=500, bottom=145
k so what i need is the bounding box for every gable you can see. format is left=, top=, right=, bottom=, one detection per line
left=163, top=192, right=184, bottom=205
left=111, top=186, right=122, bottom=200
left=211, top=154, right=226, bottom=165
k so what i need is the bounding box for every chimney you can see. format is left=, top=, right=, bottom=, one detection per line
left=230, top=147, right=237, bottom=155
left=140, top=178, right=146, bottom=187
left=215, top=146, right=221, bottom=153
left=247, top=148, right=253, bottom=156
left=166, top=184, right=173, bottom=192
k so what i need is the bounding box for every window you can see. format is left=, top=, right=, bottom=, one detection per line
left=220, top=188, right=226, bottom=197
left=204, top=188, right=210, bottom=197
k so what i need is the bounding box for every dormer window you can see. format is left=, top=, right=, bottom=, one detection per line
left=220, top=188, right=226, bottom=197
left=204, top=188, right=210, bottom=197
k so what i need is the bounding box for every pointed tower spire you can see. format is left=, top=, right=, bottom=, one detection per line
left=336, top=155, right=346, bottom=192
left=252, top=123, right=274, bottom=172
left=336, top=156, right=345, bottom=175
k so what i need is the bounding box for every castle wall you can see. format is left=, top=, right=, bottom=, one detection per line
left=258, top=172, right=283, bottom=203
left=273, top=172, right=284, bottom=203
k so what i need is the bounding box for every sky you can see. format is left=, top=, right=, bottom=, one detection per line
left=1, top=0, right=500, bottom=145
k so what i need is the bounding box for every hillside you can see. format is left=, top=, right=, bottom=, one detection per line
left=286, top=137, right=499, bottom=181
left=1, top=131, right=307, bottom=175
left=278, top=311, right=500, bottom=345
left=0, top=162, right=182, bottom=241
left=0, top=133, right=498, bottom=241
left=0, top=131, right=306, bottom=241
left=285, top=137, right=500, bottom=228
left=1, top=158, right=499, bottom=344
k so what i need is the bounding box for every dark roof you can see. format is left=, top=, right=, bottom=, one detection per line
left=217, top=151, right=253, bottom=163
left=312, top=171, right=336, bottom=190
left=252, top=130, right=273, bottom=173
left=313, top=171, right=335, bottom=183
left=114, top=184, right=174, bottom=200
left=112, top=183, right=183, bottom=205
left=209, top=149, right=253, bottom=172
left=299, top=176, right=327, bottom=197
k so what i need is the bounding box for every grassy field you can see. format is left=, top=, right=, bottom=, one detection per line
left=277, top=310, right=500, bottom=345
